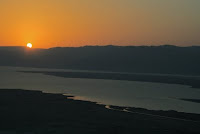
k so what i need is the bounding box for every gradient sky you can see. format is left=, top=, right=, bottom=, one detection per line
left=0, top=0, right=200, bottom=48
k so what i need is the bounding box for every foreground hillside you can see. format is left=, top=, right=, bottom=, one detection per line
left=0, top=89, right=200, bottom=134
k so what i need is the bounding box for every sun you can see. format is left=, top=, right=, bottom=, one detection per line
left=27, top=43, right=32, bottom=48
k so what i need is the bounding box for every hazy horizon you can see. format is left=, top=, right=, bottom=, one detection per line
left=0, top=44, right=200, bottom=49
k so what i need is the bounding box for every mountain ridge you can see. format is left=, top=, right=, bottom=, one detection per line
left=0, top=45, right=200, bottom=75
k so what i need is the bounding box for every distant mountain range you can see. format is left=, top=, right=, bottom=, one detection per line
left=0, top=45, right=200, bottom=75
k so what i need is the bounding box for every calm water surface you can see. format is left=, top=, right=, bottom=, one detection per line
left=0, top=66, right=200, bottom=114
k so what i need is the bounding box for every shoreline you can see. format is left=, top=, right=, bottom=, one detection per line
left=20, top=71, right=200, bottom=89
left=0, top=89, right=200, bottom=133
left=68, top=95, right=200, bottom=121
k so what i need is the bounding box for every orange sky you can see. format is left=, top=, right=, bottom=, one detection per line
left=0, top=0, right=200, bottom=48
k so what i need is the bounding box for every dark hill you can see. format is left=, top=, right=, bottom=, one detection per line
left=0, top=45, right=200, bottom=75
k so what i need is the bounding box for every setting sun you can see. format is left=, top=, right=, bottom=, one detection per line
left=27, top=43, right=32, bottom=48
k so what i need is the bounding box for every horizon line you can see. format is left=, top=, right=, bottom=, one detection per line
left=0, top=44, right=200, bottom=49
